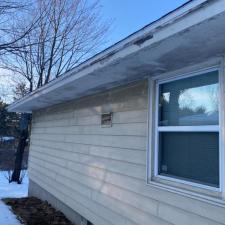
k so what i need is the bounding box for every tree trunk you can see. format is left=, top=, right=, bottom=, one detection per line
left=11, top=113, right=30, bottom=183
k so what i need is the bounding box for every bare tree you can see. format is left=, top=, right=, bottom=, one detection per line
left=0, top=1, right=36, bottom=183
left=0, top=1, right=40, bottom=55
left=3, top=0, right=109, bottom=92
left=1, top=0, right=110, bottom=183
left=0, top=1, right=25, bottom=54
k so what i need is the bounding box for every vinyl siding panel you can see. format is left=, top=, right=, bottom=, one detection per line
left=29, top=81, right=225, bottom=225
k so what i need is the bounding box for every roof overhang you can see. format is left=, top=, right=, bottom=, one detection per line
left=8, top=0, right=225, bottom=113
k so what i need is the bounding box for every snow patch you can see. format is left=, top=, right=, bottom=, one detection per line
left=0, top=201, right=23, bottom=225
left=0, top=171, right=29, bottom=225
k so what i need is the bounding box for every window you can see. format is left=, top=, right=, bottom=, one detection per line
left=155, top=70, right=220, bottom=189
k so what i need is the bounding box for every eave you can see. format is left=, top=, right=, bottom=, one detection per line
left=7, top=0, right=225, bottom=113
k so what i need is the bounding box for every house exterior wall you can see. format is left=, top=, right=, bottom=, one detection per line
left=28, top=80, right=225, bottom=225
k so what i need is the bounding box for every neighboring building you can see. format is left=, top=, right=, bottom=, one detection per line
left=8, top=1, right=225, bottom=224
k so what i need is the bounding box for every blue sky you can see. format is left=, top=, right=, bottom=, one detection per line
left=99, top=0, right=188, bottom=45
left=1, top=1, right=189, bottom=103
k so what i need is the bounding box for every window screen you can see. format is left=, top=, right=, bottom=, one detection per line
left=157, top=71, right=220, bottom=188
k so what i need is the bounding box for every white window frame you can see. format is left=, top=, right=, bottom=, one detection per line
left=148, top=66, right=224, bottom=195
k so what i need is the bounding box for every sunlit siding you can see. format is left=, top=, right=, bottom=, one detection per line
left=28, top=80, right=225, bottom=225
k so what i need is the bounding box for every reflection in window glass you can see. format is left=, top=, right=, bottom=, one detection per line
left=159, top=71, right=219, bottom=126
left=156, top=71, right=220, bottom=189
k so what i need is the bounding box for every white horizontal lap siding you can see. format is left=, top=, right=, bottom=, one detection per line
left=30, top=142, right=146, bottom=165
left=29, top=80, right=225, bottom=225
left=31, top=122, right=147, bottom=136
left=29, top=147, right=146, bottom=180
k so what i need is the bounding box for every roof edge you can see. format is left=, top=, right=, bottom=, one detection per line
left=8, top=0, right=210, bottom=112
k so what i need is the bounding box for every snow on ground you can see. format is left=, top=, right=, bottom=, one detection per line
left=0, top=201, right=23, bottom=225
left=0, top=171, right=28, bottom=225
left=0, top=171, right=28, bottom=199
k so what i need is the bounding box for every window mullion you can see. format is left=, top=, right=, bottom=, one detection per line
left=157, top=125, right=219, bottom=132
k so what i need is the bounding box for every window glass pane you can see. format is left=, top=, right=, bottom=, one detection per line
left=159, top=71, right=219, bottom=126
left=158, top=132, right=219, bottom=187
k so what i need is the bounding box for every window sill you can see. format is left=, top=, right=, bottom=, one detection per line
left=155, top=174, right=220, bottom=192
left=147, top=177, right=225, bottom=208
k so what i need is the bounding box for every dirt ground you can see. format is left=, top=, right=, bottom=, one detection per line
left=3, top=197, right=75, bottom=225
